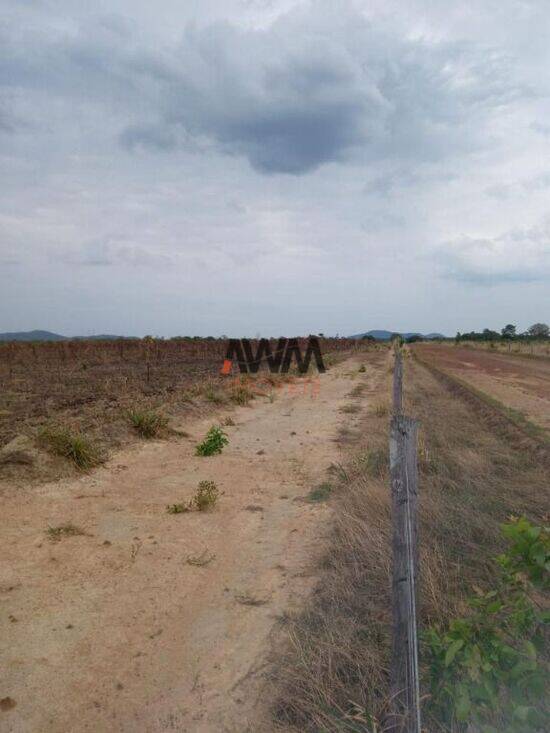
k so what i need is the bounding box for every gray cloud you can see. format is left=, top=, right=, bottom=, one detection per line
left=1, top=0, right=549, bottom=338
left=141, top=9, right=527, bottom=174
left=119, top=124, right=177, bottom=151
left=57, top=239, right=175, bottom=268
left=0, top=3, right=528, bottom=175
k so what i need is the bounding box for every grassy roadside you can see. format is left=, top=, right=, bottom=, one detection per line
left=270, top=354, right=548, bottom=732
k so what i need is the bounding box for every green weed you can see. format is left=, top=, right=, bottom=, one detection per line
left=424, top=518, right=549, bottom=732
left=195, top=426, right=228, bottom=456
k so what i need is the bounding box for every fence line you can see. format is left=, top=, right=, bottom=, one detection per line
left=388, top=346, right=421, bottom=733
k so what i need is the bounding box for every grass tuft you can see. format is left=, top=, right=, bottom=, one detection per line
left=230, top=385, right=254, bottom=406
left=128, top=409, right=168, bottom=439
left=38, top=427, right=102, bottom=470
left=372, top=402, right=388, bottom=417
left=307, top=482, right=333, bottom=502
left=46, top=523, right=86, bottom=541
left=204, top=384, right=226, bottom=404
left=166, top=502, right=189, bottom=514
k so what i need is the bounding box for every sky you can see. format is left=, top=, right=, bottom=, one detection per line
left=1, top=0, right=549, bottom=337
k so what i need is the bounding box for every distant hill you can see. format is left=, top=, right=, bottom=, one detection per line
left=0, top=330, right=130, bottom=342
left=350, top=329, right=446, bottom=341
left=0, top=330, right=66, bottom=342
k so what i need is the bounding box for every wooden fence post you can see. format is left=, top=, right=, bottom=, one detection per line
left=388, top=346, right=421, bottom=733
left=393, top=348, right=403, bottom=414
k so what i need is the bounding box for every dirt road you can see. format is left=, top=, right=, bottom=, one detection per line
left=414, top=344, right=550, bottom=433
left=1, top=353, right=386, bottom=732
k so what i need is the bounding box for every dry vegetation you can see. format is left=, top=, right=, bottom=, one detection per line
left=271, top=353, right=548, bottom=732
left=0, top=336, right=360, bottom=483
left=457, top=339, right=550, bottom=358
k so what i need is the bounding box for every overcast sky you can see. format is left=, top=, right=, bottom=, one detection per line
left=1, top=0, right=549, bottom=337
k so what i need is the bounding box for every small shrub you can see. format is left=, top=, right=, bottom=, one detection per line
left=191, top=480, right=219, bottom=511
left=128, top=409, right=168, bottom=439
left=373, top=402, right=388, bottom=417
left=424, top=518, right=549, bottom=732
left=39, top=427, right=101, bottom=470
left=307, top=482, right=333, bottom=502
left=46, top=523, right=86, bottom=541
left=166, top=480, right=219, bottom=514
left=166, top=502, right=189, bottom=514
left=358, top=364, right=366, bottom=373
left=222, top=416, right=235, bottom=427
left=195, top=426, right=228, bottom=456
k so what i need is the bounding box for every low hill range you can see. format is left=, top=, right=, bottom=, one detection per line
left=0, top=329, right=446, bottom=342
left=350, top=329, right=446, bottom=340
left=0, top=330, right=130, bottom=342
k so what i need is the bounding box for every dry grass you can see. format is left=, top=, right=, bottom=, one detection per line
left=38, top=426, right=102, bottom=470
left=46, top=523, right=86, bottom=542
left=1, top=337, right=367, bottom=485
left=127, top=408, right=169, bottom=438
left=271, top=356, right=548, bottom=732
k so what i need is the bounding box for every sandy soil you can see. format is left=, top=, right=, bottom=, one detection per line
left=415, top=345, right=550, bottom=433
left=1, top=354, right=384, bottom=733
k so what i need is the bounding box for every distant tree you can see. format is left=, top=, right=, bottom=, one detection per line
left=501, top=324, right=516, bottom=339
left=318, top=333, right=325, bottom=338
left=406, top=334, right=423, bottom=343
left=527, top=323, right=549, bottom=338
left=361, top=334, right=375, bottom=342
left=482, top=328, right=500, bottom=341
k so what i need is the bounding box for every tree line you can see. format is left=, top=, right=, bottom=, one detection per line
left=455, top=323, right=549, bottom=342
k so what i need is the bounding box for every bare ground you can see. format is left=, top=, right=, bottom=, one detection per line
left=414, top=344, right=550, bottom=433
left=0, top=353, right=384, bottom=733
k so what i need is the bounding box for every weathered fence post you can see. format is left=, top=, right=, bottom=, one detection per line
left=393, top=348, right=403, bottom=414
left=388, top=346, right=421, bottom=733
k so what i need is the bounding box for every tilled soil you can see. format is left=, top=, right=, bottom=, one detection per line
left=414, top=345, right=550, bottom=433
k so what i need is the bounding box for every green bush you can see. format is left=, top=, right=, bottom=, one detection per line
left=424, top=518, right=549, bottom=732
left=195, top=426, right=228, bottom=456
